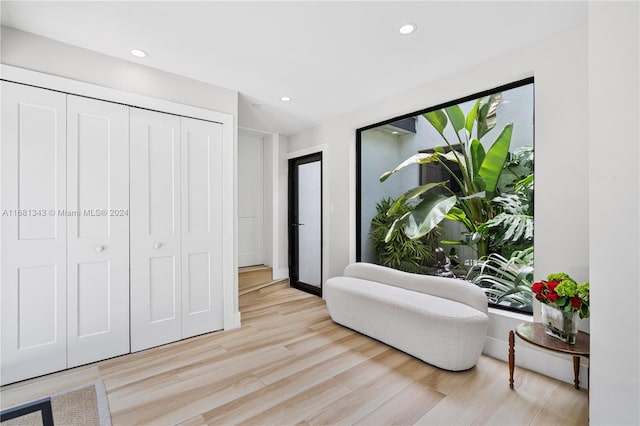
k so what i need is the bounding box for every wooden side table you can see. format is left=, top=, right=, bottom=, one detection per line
left=509, top=322, right=590, bottom=390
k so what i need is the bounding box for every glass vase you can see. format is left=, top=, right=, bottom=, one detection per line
left=540, top=303, right=579, bottom=344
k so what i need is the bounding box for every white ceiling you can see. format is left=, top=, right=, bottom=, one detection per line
left=1, top=1, right=587, bottom=135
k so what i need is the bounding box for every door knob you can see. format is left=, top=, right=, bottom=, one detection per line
left=96, top=245, right=105, bottom=253
left=154, top=243, right=162, bottom=249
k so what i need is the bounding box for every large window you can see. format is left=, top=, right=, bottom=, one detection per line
left=356, top=78, right=534, bottom=314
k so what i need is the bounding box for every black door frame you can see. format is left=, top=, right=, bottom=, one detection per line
left=288, top=152, right=323, bottom=297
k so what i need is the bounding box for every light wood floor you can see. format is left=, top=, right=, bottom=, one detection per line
left=1, top=287, right=588, bottom=425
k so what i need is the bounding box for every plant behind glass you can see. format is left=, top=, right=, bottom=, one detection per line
left=369, top=197, right=439, bottom=274
left=380, top=94, right=513, bottom=259
left=482, top=146, right=534, bottom=258
left=466, top=247, right=534, bottom=312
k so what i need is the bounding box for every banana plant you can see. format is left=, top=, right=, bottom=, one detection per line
left=379, top=94, right=512, bottom=259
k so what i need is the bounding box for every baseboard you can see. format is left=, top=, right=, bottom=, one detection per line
left=224, top=311, right=241, bottom=330
left=272, top=268, right=289, bottom=280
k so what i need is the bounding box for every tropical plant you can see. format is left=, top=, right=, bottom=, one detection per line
left=466, top=247, right=534, bottom=312
left=482, top=191, right=533, bottom=256
left=482, top=146, right=534, bottom=257
left=379, top=94, right=513, bottom=259
left=498, top=146, right=534, bottom=193
left=369, top=197, right=440, bottom=274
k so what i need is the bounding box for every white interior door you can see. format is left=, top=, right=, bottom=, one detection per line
left=180, top=117, right=224, bottom=338
left=237, top=132, right=264, bottom=267
left=1, top=82, right=67, bottom=385
left=66, top=95, right=130, bottom=367
left=130, top=108, right=182, bottom=352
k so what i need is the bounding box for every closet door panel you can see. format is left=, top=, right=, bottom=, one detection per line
left=130, top=108, right=182, bottom=352
left=181, top=118, right=224, bottom=338
left=1, top=82, right=67, bottom=385
left=66, top=96, right=130, bottom=367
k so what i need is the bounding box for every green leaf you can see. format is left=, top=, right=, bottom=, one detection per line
left=380, top=153, right=436, bottom=182
left=459, top=191, right=486, bottom=201
left=440, top=151, right=465, bottom=167
left=387, top=195, right=407, bottom=216
left=433, top=146, right=446, bottom=154
left=440, top=240, right=466, bottom=245
left=470, top=139, right=485, bottom=177
left=384, top=212, right=410, bottom=243
left=473, top=175, right=486, bottom=191
left=445, top=105, right=465, bottom=133
left=440, top=150, right=468, bottom=176
left=466, top=251, right=534, bottom=311
left=379, top=171, right=393, bottom=182
left=580, top=304, right=589, bottom=319
left=477, top=94, right=501, bottom=139
left=465, top=99, right=480, bottom=136
left=387, top=182, right=447, bottom=216
left=478, top=123, right=512, bottom=196
left=445, top=207, right=474, bottom=231
left=401, top=193, right=456, bottom=240
left=402, top=182, right=447, bottom=201
left=515, top=174, right=534, bottom=191
left=423, top=110, right=448, bottom=136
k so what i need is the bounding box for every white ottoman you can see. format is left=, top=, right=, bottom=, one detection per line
left=325, top=263, right=489, bottom=371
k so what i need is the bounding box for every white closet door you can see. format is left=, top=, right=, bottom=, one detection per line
left=1, top=82, right=67, bottom=385
left=66, top=96, right=130, bottom=367
left=130, top=108, right=182, bottom=352
left=180, top=118, right=224, bottom=338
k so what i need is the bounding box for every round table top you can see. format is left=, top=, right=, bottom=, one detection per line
left=516, top=322, right=590, bottom=356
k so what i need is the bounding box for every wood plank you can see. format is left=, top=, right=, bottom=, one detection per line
left=239, top=378, right=351, bottom=425
left=0, top=287, right=588, bottom=425
left=202, top=340, right=387, bottom=425
left=238, top=265, right=272, bottom=292
left=355, top=376, right=445, bottom=426
left=308, top=356, right=432, bottom=425
left=239, top=278, right=289, bottom=297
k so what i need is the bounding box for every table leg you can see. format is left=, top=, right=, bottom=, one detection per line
left=573, top=356, right=580, bottom=389
left=509, top=330, right=515, bottom=389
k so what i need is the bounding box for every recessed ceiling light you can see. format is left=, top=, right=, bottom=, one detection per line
left=391, top=131, right=400, bottom=135
left=130, top=49, right=148, bottom=58
left=280, top=96, right=291, bottom=102
left=398, top=23, right=417, bottom=36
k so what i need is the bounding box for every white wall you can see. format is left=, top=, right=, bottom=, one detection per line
left=288, top=24, right=591, bottom=386
left=588, top=2, right=639, bottom=424
left=276, top=135, right=290, bottom=279
left=237, top=131, right=265, bottom=267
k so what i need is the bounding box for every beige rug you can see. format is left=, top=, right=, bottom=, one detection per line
left=1, top=381, right=111, bottom=426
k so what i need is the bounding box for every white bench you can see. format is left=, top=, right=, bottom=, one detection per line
left=325, top=263, right=489, bottom=371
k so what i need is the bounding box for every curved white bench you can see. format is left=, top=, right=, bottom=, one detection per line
left=325, top=263, right=488, bottom=371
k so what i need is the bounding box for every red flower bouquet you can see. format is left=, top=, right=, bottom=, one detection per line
left=531, top=273, right=589, bottom=344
